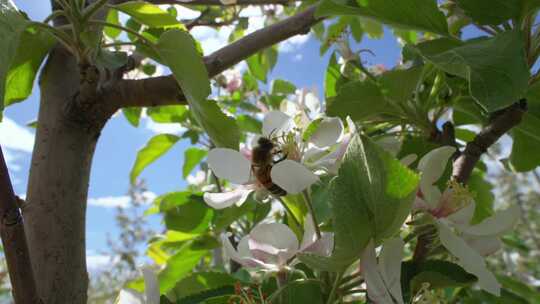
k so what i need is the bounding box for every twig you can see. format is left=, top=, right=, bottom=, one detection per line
left=0, top=146, right=42, bottom=303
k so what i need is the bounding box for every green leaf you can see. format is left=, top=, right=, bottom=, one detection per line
left=122, top=107, right=142, bottom=127
left=95, top=50, right=128, bottom=70
left=104, top=9, right=121, bottom=38
left=316, top=0, right=448, bottom=35
left=147, top=105, right=189, bottom=123
left=272, top=79, right=296, bottom=95
left=130, top=134, right=180, bottom=183
left=281, top=281, right=324, bottom=304
left=113, top=1, right=183, bottom=28
left=509, top=84, right=540, bottom=171
left=164, top=199, right=213, bottom=234
left=157, top=29, right=210, bottom=106
left=497, top=275, right=540, bottom=303
left=328, top=135, right=419, bottom=264
left=302, top=118, right=324, bottom=142
left=157, top=191, right=203, bottom=212
left=455, top=0, right=538, bottom=25
left=418, top=31, right=530, bottom=112
left=324, top=53, right=342, bottom=98
left=379, top=65, right=423, bottom=104
left=468, top=170, right=494, bottom=224
left=401, top=260, right=477, bottom=298
left=171, top=272, right=236, bottom=301
left=360, top=18, right=383, bottom=39
left=236, top=114, right=262, bottom=134
left=1, top=0, right=33, bottom=111
left=158, top=245, right=207, bottom=293
left=326, top=80, right=393, bottom=121
left=4, top=27, right=54, bottom=107
left=183, top=147, right=207, bottom=178
left=157, top=30, right=238, bottom=149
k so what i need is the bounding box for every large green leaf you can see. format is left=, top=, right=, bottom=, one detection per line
left=171, top=272, right=236, bottom=301
left=468, top=170, right=494, bottom=224
left=316, top=0, right=448, bottom=35
left=164, top=199, right=213, bottom=234
left=4, top=27, right=54, bottom=107
left=147, top=105, right=189, bottom=123
left=112, top=1, right=183, bottom=28
left=130, top=134, right=180, bottom=183
left=271, top=79, right=296, bottom=95
left=455, top=0, right=540, bottom=25
left=281, top=281, right=324, bottom=304
left=419, top=31, right=530, bottom=112
left=157, top=30, right=239, bottom=149
left=509, top=82, right=540, bottom=171
left=324, top=53, right=342, bottom=98
left=0, top=0, right=32, bottom=113
left=379, top=65, right=424, bottom=104
left=327, top=135, right=419, bottom=264
left=158, top=245, right=208, bottom=293
left=326, top=80, right=394, bottom=121
left=182, top=147, right=207, bottom=178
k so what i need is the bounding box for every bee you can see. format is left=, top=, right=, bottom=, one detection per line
left=251, top=136, right=288, bottom=197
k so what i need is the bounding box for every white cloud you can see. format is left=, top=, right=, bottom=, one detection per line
left=144, top=118, right=186, bottom=135
left=279, top=33, right=310, bottom=53
left=293, top=54, right=303, bottom=62
left=3, top=149, right=21, bottom=172
left=191, top=25, right=234, bottom=55
left=86, top=252, right=117, bottom=272
left=0, top=117, right=35, bottom=152
left=88, top=192, right=156, bottom=209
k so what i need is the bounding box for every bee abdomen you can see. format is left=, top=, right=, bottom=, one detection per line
left=267, top=183, right=287, bottom=196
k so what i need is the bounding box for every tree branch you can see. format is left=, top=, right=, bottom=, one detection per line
left=452, top=100, right=528, bottom=183
left=0, top=146, right=42, bottom=304
left=104, top=5, right=320, bottom=109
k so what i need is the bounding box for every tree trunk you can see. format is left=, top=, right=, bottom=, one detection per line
left=23, top=47, right=102, bottom=303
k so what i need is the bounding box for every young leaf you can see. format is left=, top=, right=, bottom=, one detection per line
left=183, top=147, right=207, bottom=178
left=272, top=79, right=296, bottom=95
left=509, top=86, right=540, bottom=171
left=147, top=105, right=189, bottom=123
left=112, top=1, right=183, bottom=28
left=172, top=272, right=236, bottom=300
left=418, top=31, right=530, bottom=112
left=122, top=107, right=142, bottom=127
left=164, top=199, right=213, bottom=233
left=4, top=28, right=55, bottom=107
left=316, top=0, right=448, bottom=36
left=157, top=30, right=239, bottom=148
left=158, top=245, right=208, bottom=293
left=130, top=134, right=180, bottom=183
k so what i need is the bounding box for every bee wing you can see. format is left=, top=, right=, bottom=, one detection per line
left=270, top=160, right=319, bottom=194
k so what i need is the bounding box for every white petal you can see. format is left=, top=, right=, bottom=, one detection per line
left=221, top=234, right=266, bottom=268
left=421, top=184, right=442, bottom=208
left=249, top=223, right=299, bottom=265
left=141, top=267, right=160, bottom=304
left=117, top=289, right=145, bottom=304
left=271, top=160, right=319, bottom=194
left=303, top=92, right=321, bottom=114
left=203, top=188, right=252, bottom=209
left=280, top=99, right=299, bottom=117
left=400, top=154, right=417, bottom=167
left=379, top=238, right=405, bottom=304
left=464, top=236, right=502, bottom=256
left=418, top=146, right=455, bottom=184
left=207, top=148, right=251, bottom=184
left=310, top=117, right=344, bottom=148
left=438, top=222, right=501, bottom=296
left=447, top=202, right=475, bottom=226
left=262, top=111, right=292, bottom=137
left=300, top=214, right=318, bottom=251
left=361, top=240, right=394, bottom=303
left=376, top=136, right=402, bottom=156
left=459, top=205, right=521, bottom=237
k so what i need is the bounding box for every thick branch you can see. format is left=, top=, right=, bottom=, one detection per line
left=0, top=146, right=41, bottom=304
left=452, top=100, right=528, bottom=183
left=104, top=5, right=320, bottom=109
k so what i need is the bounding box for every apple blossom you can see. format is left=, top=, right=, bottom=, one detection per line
left=116, top=267, right=159, bottom=304
left=415, top=146, right=521, bottom=296
left=361, top=238, right=405, bottom=304
left=221, top=214, right=334, bottom=272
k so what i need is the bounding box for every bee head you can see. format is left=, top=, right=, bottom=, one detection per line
left=257, top=136, right=275, bottom=150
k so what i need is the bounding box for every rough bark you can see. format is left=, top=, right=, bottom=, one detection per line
left=23, top=47, right=104, bottom=304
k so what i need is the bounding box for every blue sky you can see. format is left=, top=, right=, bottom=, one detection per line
left=5, top=1, right=462, bottom=271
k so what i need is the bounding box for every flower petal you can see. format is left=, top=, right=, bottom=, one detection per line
left=207, top=148, right=251, bottom=184
left=438, top=222, right=500, bottom=296
left=310, top=117, right=344, bottom=148
left=379, top=238, right=405, bottom=304
left=361, top=240, right=394, bottom=303
left=271, top=160, right=319, bottom=194
left=280, top=99, right=300, bottom=117
left=262, top=111, right=292, bottom=137
left=447, top=202, right=475, bottom=226
left=203, top=188, right=253, bottom=209
left=422, top=184, right=442, bottom=208
left=303, top=91, right=321, bottom=114
left=300, top=214, right=317, bottom=251
left=141, top=267, right=160, bottom=304
left=417, top=146, right=455, bottom=205
left=249, top=223, right=299, bottom=265
left=464, top=235, right=502, bottom=256
left=459, top=205, right=521, bottom=237
left=221, top=234, right=266, bottom=268
left=117, top=289, right=145, bottom=304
